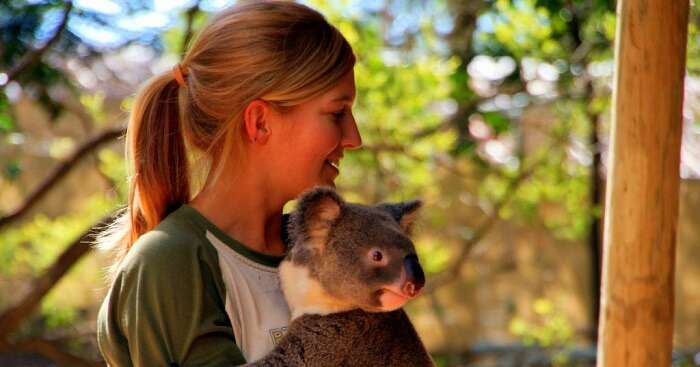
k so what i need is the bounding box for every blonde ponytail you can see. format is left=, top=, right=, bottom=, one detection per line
left=97, top=72, right=190, bottom=277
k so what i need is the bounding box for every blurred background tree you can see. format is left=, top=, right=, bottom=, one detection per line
left=1, top=0, right=699, bottom=366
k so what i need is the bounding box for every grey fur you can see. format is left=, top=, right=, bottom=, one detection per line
left=250, top=309, right=433, bottom=366
left=247, top=187, right=434, bottom=367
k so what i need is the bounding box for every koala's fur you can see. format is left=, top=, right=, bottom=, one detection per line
left=247, top=187, right=434, bottom=367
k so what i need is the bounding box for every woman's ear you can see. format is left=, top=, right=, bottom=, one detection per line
left=243, top=99, right=272, bottom=145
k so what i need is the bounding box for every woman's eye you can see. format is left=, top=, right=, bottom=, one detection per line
left=333, top=111, right=345, bottom=120
left=331, top=106, right=349, bottom=122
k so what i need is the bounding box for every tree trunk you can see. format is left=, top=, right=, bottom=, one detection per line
left=596, top=0, right=688, bottom=365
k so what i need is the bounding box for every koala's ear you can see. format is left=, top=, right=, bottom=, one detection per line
left=291, top=187, right=344, bottom=250
left=376, top=200, right=423, bottom=234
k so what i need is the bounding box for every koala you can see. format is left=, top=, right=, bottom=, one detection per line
left=247, top=187, right=434, bottom=367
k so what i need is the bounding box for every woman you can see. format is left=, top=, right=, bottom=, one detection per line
left=96, top=1, right=362, bottom=365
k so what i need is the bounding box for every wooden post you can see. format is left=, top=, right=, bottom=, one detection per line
left=597, top=0, right=689, bottom=366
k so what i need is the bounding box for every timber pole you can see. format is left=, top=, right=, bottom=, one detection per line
left=596, top=0, right=689, bottom=366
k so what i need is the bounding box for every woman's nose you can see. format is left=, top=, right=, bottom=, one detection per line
left=341, top=113, right=362, bottom=149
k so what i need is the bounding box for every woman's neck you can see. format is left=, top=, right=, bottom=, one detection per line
left=189, top=168, right=288, bottom=256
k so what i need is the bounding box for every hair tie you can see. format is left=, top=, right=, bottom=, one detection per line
left=172, top=63, right=187, bottom=87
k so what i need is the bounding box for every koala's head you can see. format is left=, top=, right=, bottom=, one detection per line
left=280, top=187, right=425, bottom=316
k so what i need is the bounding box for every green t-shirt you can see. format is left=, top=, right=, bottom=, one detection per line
left=97, top=204, right=290, bottom=366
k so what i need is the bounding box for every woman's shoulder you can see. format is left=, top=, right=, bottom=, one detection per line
left=118, top=205, right=216, bottom=274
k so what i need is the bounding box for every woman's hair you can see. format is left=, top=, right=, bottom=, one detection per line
left=96, top=0, right=355, bottom=279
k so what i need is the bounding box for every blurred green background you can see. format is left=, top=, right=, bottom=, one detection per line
left=1, top=0, right=700, bottom=366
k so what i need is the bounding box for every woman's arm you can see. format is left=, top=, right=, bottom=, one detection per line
left=97, top=228, right=246, bottom=366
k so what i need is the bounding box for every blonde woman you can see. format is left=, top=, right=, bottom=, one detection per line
left=96, top=1, right=362, bottom=365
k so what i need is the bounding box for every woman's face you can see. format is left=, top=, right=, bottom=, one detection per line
left=265, top=70, right=362, bottom=200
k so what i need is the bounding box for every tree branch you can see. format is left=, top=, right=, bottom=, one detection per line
left=424, top=155, right=544, bottom=294
left=0, top=126, right=125, bottom=229
left=423, top=128, right=572, bottom=294
left=0, top=215, right=113, bottom=339
left=4, top=1, right=74, bottom=84
left=0, top=337, right=103, bottom=367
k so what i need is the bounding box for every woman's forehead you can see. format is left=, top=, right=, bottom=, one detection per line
left=324, top=71, right=356, bottom=103
left=323, top=91, right=355, bottom=107
left=291, top=71, right=355, bottom=108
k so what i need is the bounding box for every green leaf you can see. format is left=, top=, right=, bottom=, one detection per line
left=482, top=111, right=511, bottom=134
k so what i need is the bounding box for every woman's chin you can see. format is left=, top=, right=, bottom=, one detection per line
left=316, top=175, right=336, bottom=188
left=321, top=163, right=340, bottom=186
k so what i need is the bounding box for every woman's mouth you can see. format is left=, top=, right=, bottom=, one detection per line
left=325, top=158, right=340, bottom=173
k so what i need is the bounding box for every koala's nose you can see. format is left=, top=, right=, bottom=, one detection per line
left=402, top=254, right=425, bottom=297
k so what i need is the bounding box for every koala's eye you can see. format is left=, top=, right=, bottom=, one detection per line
left=367, top=248, right=388, bottom=266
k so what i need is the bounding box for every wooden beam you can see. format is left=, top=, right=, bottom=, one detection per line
left=597, top=0, right=689, bottom=366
